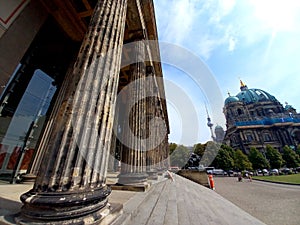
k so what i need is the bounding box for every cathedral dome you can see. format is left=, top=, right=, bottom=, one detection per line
left=236, top=88, right=278, bottom=104
left=224, top=96, right=240, bottom=105
left=226, top=80, right=279, bottom=105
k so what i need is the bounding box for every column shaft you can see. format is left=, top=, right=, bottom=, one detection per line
left=18, top=0, right=127, bottom=223
left=118, top=40, right=149, bottom=185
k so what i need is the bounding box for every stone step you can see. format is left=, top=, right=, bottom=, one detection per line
left=129, top=181, right=167, bottom=225
left=111, top=176, right=168, bottom=225
left=112, top=173, right=266, bottom=225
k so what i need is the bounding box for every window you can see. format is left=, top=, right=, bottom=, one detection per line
left=246, top=134, right=253, bottom=142
left=264, top=133, right=271, bottom=142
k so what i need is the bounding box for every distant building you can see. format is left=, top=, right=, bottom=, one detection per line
left=205, top=105, right=225, bottom=143
left=223, top=81, right=300, bottom=153
left=215, top=125, right=225, bottom=143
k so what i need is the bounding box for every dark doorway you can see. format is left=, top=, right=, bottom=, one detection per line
left=0, top=16, right=80, bottom=177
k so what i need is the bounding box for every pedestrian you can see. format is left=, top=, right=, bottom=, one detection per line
left=238, top=173, right=242, bottom=182
left=248, top=174, right=252, bottom=182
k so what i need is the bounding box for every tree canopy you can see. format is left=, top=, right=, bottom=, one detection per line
left=169, top=145, right=190, bottom=168
left=211, top=146, right=234, bottom=171
left=234, top=149, right=252, bottom=171
left=248, top=147, right=270, bottom=170
left=193, top=143, right=206, bottom=157
left=265, top=145, right=284, bottom=169
left=282, top=145, right=300, bottom=168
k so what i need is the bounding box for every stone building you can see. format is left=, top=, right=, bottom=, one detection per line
left=223, top=81, right=300, bottom=154
left=214, top=125, right=225, bottom=143
left=0, top=0, right=169, bottom=223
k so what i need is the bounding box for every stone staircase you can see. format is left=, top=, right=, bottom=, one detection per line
left=112, top=173, right=266, bottom=225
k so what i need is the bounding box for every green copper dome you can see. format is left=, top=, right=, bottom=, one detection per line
left=224, top=96, right=240, bottom=104
left=236, top=88, right=277, bottom=104
left=225, top=81, right=278, bottom=105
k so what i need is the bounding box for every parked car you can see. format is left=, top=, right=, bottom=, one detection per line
left=270, top=169, right=279, bottom=175
left=255, top=169, right=262, bottom=176
left=281, top=168, right=291, bottom=174
left=227, top=170, right=234, bottom=176
left=262, top=169, right=269, bottom=176
left=212, top=169, right=227, bottom=176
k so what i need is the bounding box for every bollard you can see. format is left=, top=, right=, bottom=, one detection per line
left=208, top=174, right=215, bottom=190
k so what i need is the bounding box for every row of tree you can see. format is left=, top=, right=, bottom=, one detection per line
left=169, top=142, right=300, bottom=171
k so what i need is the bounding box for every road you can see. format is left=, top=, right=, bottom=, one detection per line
left=213, top=177, right=300, bottom=225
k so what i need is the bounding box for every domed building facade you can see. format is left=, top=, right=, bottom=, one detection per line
left=223, top=81, right=300, bottom=153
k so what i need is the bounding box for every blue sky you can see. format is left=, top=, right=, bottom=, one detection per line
left=153, top=0, right=300, bottom=145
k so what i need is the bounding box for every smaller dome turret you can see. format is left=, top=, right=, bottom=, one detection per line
left=225, top=96, right=240, bottom=105
left=284, top=102, right=297, bottom=113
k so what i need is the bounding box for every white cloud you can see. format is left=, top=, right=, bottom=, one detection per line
left=208, top=0, right=236, bottom=23
left=154, top=0, right=199, bottom=44
left=228, top=37, right=236, bottom=52
left=249, top=0, right=300, bottom=32
left=154, top=0, right=240, bottom=59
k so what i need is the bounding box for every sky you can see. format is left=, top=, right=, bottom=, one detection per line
left=153, top=0, right=300, bottom=146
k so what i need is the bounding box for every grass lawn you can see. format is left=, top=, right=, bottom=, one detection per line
left=253, top=173, right=300, bottom=185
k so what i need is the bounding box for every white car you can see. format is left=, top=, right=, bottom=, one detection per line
left=270, top=169, right=279, bottom=175
left=262, top=169, right=269, bottom=175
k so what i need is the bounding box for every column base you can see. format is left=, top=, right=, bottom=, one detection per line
left=112, top=173, right=150, bottom=192
left=147, top=170, right=158, bottom=180
left=21, top=173, right=37, bottom=183
left=16, top=203, right=122, bottom=225
left=16, top=186, right=112, bottom=224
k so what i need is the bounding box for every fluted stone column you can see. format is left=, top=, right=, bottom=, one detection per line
left=144, top=74, right=159, bottom=178
left=17, top=0, right=127, bottom=224
left=117, top=40, right=149, bottom=186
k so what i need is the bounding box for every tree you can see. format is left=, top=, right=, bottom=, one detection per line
left=234, top=149, right=252, bottom=171
left=212, top=147, right=234, bottom=171
left=200, top=141, right=220, bottom=167
left=169, top=143, right=177, bottom=155
left=193, top=143, right=206, bottom=158
left=170, top=145, right=190, bottom=168
left=265, top=145, right=284, bottom=169
left=221, top=144, right=235, bottom=159
left=248, top=147, right=270, bottom=170
left=296, top=145, right=300, bottom=157
left=282, top=145, right=300, bottom=168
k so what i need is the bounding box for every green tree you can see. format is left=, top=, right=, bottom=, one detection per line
left=296, top=145, right=300, bottom=157
left=282, top=145, right=300, bottom=168
left=234, top=149, right=252, bottom=171
left=193, top=143, right=206, bottom=157
left=221, top=144, right=235, bottom=159
left=170, top=145, right=190, bottom=168
left=248, top=147, right=270, bottom=170
left=212, top=147, right=234, bottom=171
left=169, top=143, right=177, bottom=155
left=200, top=141, right=220, bottom=167
left=265, top=145, right=284, bottom=169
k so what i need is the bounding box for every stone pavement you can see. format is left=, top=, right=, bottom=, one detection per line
left=0, top=173, right=266, bottom=225
left=112, top=173, right=266, bottom=225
